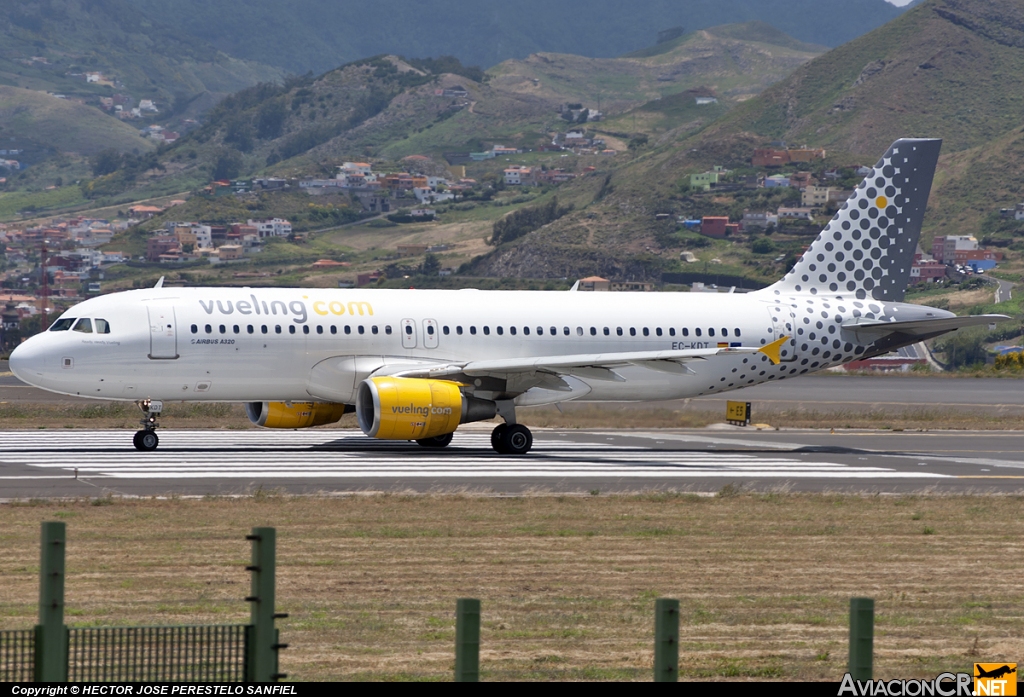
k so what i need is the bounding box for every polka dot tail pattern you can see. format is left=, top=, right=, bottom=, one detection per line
left=768, top=138, right=942, bottom=303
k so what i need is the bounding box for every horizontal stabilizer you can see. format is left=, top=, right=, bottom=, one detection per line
left=842, top=314, right=1009, bottom=339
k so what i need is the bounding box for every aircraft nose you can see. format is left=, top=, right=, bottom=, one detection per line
left=9, top=338, right=45, bottom=385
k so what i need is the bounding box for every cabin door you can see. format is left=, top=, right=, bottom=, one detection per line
left=147, top=305, right=178, bottom=359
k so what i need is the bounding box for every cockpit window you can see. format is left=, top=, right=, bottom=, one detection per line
left=95, top=319, right=111, bottom=334
left=50, top=318, right=76, bottom=331
left=72, top=318, right=93, bottom=333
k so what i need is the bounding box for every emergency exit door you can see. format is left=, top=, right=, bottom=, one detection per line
left=147, top=306, right=178, bottom=359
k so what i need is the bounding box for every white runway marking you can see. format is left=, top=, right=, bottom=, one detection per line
left=0, top=431, right=949, bottom=480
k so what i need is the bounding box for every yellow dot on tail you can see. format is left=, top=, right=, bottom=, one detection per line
left=876, top=196, right=888, bottom=208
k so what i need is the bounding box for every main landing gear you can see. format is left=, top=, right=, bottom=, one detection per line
left=489, top=400, right=532, bottom=454
left=133, top=399, right=163, bottom=452
left=490, top=423, right=533, bottom=455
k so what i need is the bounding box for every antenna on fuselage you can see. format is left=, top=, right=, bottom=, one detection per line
left=154, top=276, right=164, bottom=289
left=569, top=280, right=580, bottom=291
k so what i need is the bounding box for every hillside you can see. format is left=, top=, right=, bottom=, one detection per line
left=463, top=0, right=1024, bottom=283
left=0, top=0, right=283, bottom=116
left=129, top=0, right=902, bottom=74
left=489, top=23, right=825, bottom=111
left=0, top=85, right=152, bottom=156
left=699, top=0, right=1024, bottom=158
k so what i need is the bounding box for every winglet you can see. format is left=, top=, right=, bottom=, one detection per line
left=759, top=335, right=788, bottom=365
left=154, top=276, right=165, bottom=289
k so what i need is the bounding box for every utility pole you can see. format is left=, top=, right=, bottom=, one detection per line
left=40, top=241, right=50, bottom=331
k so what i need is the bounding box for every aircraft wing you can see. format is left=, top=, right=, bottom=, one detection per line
left=842, top=314, right=1009, bottom=339
left=394, top=336, right=788, bottom=382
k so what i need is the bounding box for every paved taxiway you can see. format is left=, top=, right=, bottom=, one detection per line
left=2, top=427, right=1023, bottom=498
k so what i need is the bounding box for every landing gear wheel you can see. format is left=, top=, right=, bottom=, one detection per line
left=499, top=424, right=532, bottom=455
left=491, top=424, right=509, bottom=453
left=133, top=430, right=159, bottom=452
left=416, top=432, right=454, bottom=448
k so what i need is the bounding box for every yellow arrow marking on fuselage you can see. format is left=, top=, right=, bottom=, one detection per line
left=758, top=335, right=789, bottom=365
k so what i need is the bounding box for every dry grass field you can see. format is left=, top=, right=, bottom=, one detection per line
left=1, top=494, right=1022, bottom=681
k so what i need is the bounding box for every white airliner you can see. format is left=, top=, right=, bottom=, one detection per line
left=9, top=138, right=1006, bottom=454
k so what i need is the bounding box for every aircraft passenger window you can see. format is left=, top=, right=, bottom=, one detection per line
left=443, top=326, right=449, bottom=335
left=643, top=327, right=649, bottom=337
left=345, top=326, right=351, bottom=334
left=372, top=326, right=379, bottom=335
left=424, top=326, right=431, bottom=336
left=303, top=325, right=310, bottom=335
left=523, top=327, right=530, bottom=336
left=630, top=328, right=636, bottom=336
left=219, top=325, right=226, bottom=334
left=205, top=324, right=213, bottom=334
left=734, top=328, right=741, bottom=337
left=233, top=325, right=240, bottom=334
left=288, top=326, right=295, bottom=335
left=709, top=328, right=715, bottom=337
left=721, top=327, right=728, bottom=337
left=510, top=326, right=517, bottom=336
left=95, top=319, right=110, bottom=334
left=191, top=324, right=198, bottom=334
left=358, top=326, right=365, bottom=335
left=73, top=318, right=93, bottom=333
left=470, top=326, right=477, bottom=335
left=550, top=326, right=556, bottom=336
left=330, top=326, right=337, bottom=334
left=695, top=328, right=702, bottom=337
left=405, top=325, right=413, bottom=335
left=656, top=328, right=663, bottom=336
left=261, top=325, right=268, bottom=334
left=316, top=326, right=323, bottom=334
left=483, top=326, right=490, bottom=335
left=590, top=327, right=597, bottom=336
left=457, top=326, right=463, bottom=335
left=248, top=325, right=254, bottom=334
left=496, top=326, right=504, bottom=335
left=563, top=327, right=569, bottom=336
left=616, top=327, right=623, bottom=336
left=682, top=328, right=689, bottom=337
left=576, top=327, right=583, bottom=336
left=539, top=327, right=545, bottom=336
left=275, top=326, right=282, bottom=334
left=49, top=318, right=75, bottom=331
left=669, top=328, right=676, bottom=337
left=603, top=327, right=610, bottom=336
left=385, top=326, right=392, bottom=335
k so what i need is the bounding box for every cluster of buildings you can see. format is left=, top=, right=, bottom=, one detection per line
left=139, top=123, right=179, bottom=144
left=552, top=131, right=615, bottom=156
left=503, top=165, right=578, bottom=186
left=998, top=202, right=1024, bottom=221
left=0, top=149, right=23, bottom=171
left=295, top=161, right=477, bottom=209
left=145, top=218, right=293, bottom=263
left=928, top=235, right=1001, bottom=274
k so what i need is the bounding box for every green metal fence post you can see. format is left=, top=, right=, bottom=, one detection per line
left=849, top=597, right=874, bottom=681
left=245, top=528, right=287, bottom=682
left=34, top=521, right=68, bottom=682
left=454, top=598, right=480, bottom=682
left=654, top=598, right=679, bottom=682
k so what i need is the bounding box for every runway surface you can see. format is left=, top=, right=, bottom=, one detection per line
left=2, top=427, right=1023, bottom=498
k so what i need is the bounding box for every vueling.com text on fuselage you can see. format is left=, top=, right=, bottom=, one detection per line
left=198, top=296, right=373, bottom=324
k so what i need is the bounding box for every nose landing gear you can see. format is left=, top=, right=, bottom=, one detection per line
left=133, top=399, right=163, bottom=451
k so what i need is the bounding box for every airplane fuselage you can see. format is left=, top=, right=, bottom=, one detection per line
left=10, top=286, right=942, bottom=405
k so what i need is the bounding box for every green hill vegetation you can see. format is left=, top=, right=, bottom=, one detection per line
left=0, top=86, right=151, bottom=156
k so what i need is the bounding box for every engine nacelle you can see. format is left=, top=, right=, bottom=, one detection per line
left=356, top=376, right=496, bottom=440
left=245, top=401, right=349, bottom=429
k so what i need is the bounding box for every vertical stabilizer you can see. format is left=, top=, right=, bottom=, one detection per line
left=764, top=138, right=941, bottom=302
